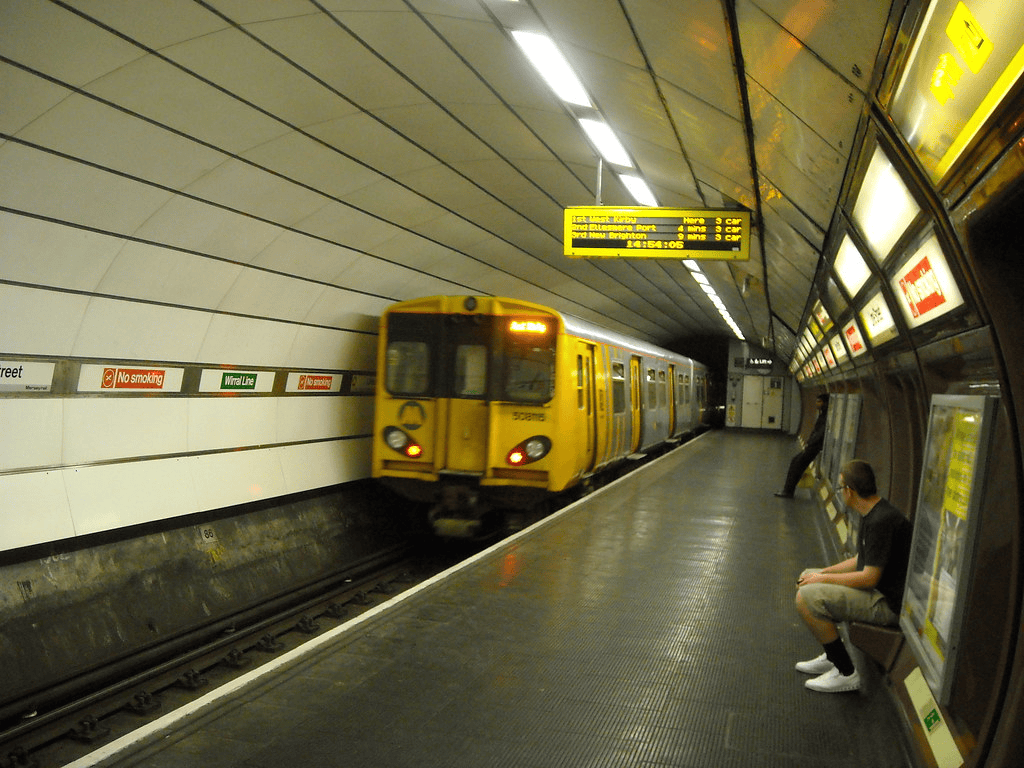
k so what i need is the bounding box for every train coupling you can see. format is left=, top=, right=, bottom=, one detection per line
left=429, top=485, right=485, bottom=538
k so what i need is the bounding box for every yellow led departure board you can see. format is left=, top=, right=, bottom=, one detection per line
left=564, top=207, right=750, bottom=260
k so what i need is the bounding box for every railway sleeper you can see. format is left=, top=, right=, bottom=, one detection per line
left=2, top=746, right=39, bottom=768
left=126, top=692, right=161, bottom=716
left=176, top=670, right=208, bottom=691
left=67, top=715, right=110, bottom=744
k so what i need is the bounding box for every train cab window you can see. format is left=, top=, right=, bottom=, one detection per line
left=504, top=354, right=552, bottom=402
left=455, top=344, right=487, bottom=397
left=386, top=340, right=430, bottom=395
left=501, top=318, right=555, bottom=403
left=611, top=363, right=626, bottom=413
left=385, top=312, right=439, bottom=396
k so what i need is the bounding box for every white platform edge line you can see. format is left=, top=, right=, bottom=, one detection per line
left=68, top=430, right=711, bottom=766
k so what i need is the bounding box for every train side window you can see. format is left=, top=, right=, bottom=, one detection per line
left=658, top=370, right=667, bottom=407
left=685, top=373, right=691, bottom=403
left=611, top=363, right=626, bottom=413
left=647, top=368, right=657, bottom=404
left=386, top=341, right=430, bottom=395
left=455, top=344, right=487, bottom=397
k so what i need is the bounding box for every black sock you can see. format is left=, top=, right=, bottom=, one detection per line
left=823, top=639, right=855, bottom=676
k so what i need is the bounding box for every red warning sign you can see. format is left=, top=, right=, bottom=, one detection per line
left=101, top=367, right=167, bottom=390
left=297, top=374, right=335, bottom=391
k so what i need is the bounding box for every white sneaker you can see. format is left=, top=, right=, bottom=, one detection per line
left=805, top=667, right=861, bottom=693
left=795, top=652, right=834, bottom=675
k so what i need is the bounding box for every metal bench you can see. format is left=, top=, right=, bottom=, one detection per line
left=848, top=621, right=905, bottom=673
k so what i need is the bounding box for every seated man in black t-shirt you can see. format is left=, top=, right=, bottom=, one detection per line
left=793, top=459, right=914, bottom=693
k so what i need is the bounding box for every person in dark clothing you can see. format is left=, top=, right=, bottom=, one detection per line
left=774, top=392, right=829, bottom=498
left=793, top=459, right=914, bottom=693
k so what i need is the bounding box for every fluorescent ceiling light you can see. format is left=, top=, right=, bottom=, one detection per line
left=579, top=119, right=632, bottom=167
left=683, top=260, right=702, bottom=272
left=692, top=272, right=709, bottom=285
left=511, top=31, right=591, bottom=107
left=700, top=283, right=716, bottom=295
left=618, top=174, right=658, bottom=207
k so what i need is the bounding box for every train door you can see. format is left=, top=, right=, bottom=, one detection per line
left=695, top=372, right=707, bottom=424
left=667, top=364, right=677, bottom=435
left=680, top=359, right=694, bottom=431
left=439, top=315, right=493, bottom=473
left=593, top=347, right=613, bottom=468
left=629, top=356, right=642, bottom=453
left=576, top=343, right=597, bottom=471
left=610, top=359, right=628, bottom=457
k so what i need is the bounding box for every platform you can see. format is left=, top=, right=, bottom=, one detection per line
left=78, top=430, right=909, bottom=767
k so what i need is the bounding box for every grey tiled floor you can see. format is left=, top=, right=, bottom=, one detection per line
left=94, top=430, right=909, bottom=767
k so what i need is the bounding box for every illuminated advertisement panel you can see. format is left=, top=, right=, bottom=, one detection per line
left=859, top=291, right=899, bottom=345
left=834, top=235, right=872, bottom=296
left=851, top=146, right=921, bottom=262
left=822, top=344, right=836, bottom=368
left=830, top=334, right=849, bottom=364
left=843, top=318, right=868, bottom=357
left=813, top=300, right=833, bottom=333
left=891, top=0, right=1024, bottom=182
left=891, top=234, right=966, bottom=329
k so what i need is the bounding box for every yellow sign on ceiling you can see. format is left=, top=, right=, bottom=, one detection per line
left=564, top=207, right=750, bottom=260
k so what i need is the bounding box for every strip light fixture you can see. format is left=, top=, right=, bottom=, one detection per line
left=511, top=24, right=741, bottom=339
left=578, top=118, right=632, bottom=167
left=684, top=260, right=743, bottom=339
left=510, top=31, right=592, bottom=108
left=618, top=174, right=658, bottom=207
left=511, top=29, right=657, bottom=207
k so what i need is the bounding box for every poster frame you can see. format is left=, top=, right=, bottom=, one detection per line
left=899, top=393, right=997, bottom=703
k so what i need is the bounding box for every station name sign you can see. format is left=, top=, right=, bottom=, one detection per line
left=564, top=206, right=750, bottom=260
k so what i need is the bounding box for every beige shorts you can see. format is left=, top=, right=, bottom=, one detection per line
left=798, top=567, right=898, bottom=626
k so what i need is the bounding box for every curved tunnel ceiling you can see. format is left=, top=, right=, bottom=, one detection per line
left=2, top=0, right=897, bottom=359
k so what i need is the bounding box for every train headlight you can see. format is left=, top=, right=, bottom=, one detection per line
left=383, top=427, right=422, bottom=458
left=524, top=437, right=548, bottom=459
left=506, top=435, right=551, bottom=466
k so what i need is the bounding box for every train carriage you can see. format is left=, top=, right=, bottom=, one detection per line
left=372, top=296, right=708, bottom=536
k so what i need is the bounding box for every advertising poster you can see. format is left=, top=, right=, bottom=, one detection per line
left=901, top=395, right=995, bottom=702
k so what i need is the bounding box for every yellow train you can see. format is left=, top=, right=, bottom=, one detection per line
left=372, top=296, right=710, bottom=536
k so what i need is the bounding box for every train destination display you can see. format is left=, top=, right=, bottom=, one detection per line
left=564, top=207, right=750, bottom=260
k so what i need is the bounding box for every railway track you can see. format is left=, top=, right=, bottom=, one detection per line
left=0, top=443, right=670, bottom=768
left=0, top=541, right=476, bottom=768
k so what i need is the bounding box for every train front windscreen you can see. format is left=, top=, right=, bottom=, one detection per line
left=384, top=312, right=555, bottom=403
